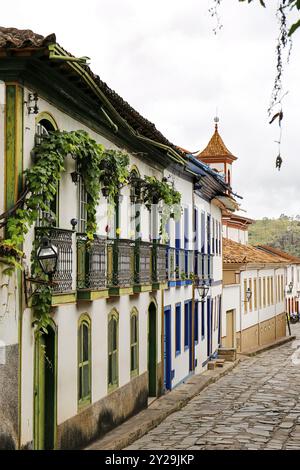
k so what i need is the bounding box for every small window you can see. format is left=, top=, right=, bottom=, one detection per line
left=108, top=310, right=119, bottom=390
left=259, top=278, right=262, bottom=308
left=78, top=317, right=91, bottom=406
left=249, top=279, right=253, bottom=312
left=184, top=302, right=189, bottom=349
left=175, top=303, right=181, bottom=355
left=201, top=301, right=205, bottom=339
left=271, top=277, right=274, bottom=304
left=78, top=175, right=88, bottom=233
left=194, top=301, right=199, bottom=343
left=254, top=278, right=257, bottom=310
left=35, top=118, right=59, bottom=227
left=244, top=279, right=248, bottom=313
left=130, top=309, right=139, bottom=376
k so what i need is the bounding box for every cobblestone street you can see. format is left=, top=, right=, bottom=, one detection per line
left=127, top=324, right=300, bottom=450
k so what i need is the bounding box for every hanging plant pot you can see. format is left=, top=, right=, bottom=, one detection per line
left=101, top=187, right=110, bottom=198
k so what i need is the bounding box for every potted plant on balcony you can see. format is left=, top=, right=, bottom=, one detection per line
left=99, top=150, right=130, bottom=201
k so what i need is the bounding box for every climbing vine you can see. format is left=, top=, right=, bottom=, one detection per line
left=0, top=129, right=181, bottom=334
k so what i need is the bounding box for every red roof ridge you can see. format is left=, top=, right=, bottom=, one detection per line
left=256, top=245, right=300, bottom=264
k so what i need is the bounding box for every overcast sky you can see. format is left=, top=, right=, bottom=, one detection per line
left=2, top=0, right=300, bottom=220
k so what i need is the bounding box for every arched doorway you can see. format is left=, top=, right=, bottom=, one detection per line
left=148, top=302, right=157, bottom=397
left=34, top=324, right=56, bottom=450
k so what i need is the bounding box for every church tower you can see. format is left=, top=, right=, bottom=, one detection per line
left=195, top=117, right=237, bottom=187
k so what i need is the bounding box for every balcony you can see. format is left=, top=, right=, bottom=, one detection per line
left=152, top=242, right=168, bottom=286
left=194, top=252, right=214, bottom=285
left=107, top=238, right=135, bottom=295
left=171, top=248, right=194, bottom=286
left=76, top=234, right=108, bottom=300
left=35, top=227, right=75, bottom=303
left=134, top=240, right=152, bottom=292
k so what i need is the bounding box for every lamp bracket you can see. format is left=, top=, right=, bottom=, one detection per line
left=23, top=273, right=56, bottom=307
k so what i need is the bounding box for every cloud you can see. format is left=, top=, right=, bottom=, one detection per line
left=1, top=0, right=300, bottom=219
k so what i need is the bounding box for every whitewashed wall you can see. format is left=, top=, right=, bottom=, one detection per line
left=20, top=89, right=165, bottom=446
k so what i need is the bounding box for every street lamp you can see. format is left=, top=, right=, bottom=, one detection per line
left=246, top=287, right=252, bottom=302
left=37, top=236, right=58, bottom=277
left=288, top=281, right=293, bottom=293
left=196, top=283, right=209, bottom=301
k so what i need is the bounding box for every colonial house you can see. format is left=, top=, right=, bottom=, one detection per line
left=222, top=238, right=287, bottom=352
left=0, top=27, right=235, bottom=450
left=256, top=245, right=300, bottom=319
left=193, top=120, right=289, bottom=353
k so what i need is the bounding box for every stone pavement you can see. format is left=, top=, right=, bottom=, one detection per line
left=127, top=323, right=300, bottom=450
left=86, top=360, right=240, bottom=450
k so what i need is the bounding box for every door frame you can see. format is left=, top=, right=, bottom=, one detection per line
left=207, top=296, right=212, bottom=357
left=226, top=309, right=235, bottom=349
left=148, top=301, right=157, bottom=397
left=33, top=321, right=57, bottom=450
left=163, top=306, right=172, bottom=391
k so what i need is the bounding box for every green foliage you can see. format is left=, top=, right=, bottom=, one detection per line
left=0, top=129, right=131, bottom=334
left=249, top=215, right=300, bottom=257
left=99, top=150, right=130, bottom=201
left=142, top=176, right=181, bottom=210
left=0, top=128, right=181, bottom=333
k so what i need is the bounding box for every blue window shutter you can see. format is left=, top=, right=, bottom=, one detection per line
left=184, top=302, right=189, bottom=348
left=201, top=300, right=205, bottom=338
left=194, top=301, right=199, bottom=343
left=175, top=220, right=181, bottom=249
left=207, top=214, right=211, bottom=255
left=175, top=304, right=181, bottom=355
left=184, top=207, right=189, bottom=250
left=201, top=212, right=205, bottom=253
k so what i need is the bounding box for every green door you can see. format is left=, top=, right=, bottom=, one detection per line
left=34, top=326, right=56, bottom=450
left=148, top=302, right=157, bottom=397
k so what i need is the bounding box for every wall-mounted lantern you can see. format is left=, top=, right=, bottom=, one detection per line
left=196, top=283, right=209, bottom=301
left=36, top=236, right=58, bottom=278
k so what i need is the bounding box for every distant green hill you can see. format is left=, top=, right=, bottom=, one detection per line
left=248, top=215, right=300, bottom=257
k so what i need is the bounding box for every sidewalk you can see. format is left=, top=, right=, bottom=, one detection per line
left=239, top=335, right=296, bottom=357
left=85, top=359, right=241, bottom=450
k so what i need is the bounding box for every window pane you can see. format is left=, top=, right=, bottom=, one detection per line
left=79, top=366, right=83, bottom=399
left=83, top=364, right=89, bottom=398
left=108, top=354, right=112, bottom=384
left=83, top=323, right=89, bottom=362
left=108, top=320, right=112, bottom=353
left=112, top=351, right=117, bottom=383
left=112, top=319, right=117, bottom=351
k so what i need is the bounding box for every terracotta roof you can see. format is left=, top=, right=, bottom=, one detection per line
left=256, top=245, right=300, bottom=264
left=0, top=27, right=184, bottom=157
left=0, top=27, right=55, bottom=48
left=196, top=124, right=237, bottom=162
left=223, top=238, right=287, bottom=265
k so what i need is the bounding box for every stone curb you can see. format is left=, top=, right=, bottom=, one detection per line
left=85, top=359, right=241, bottom=451
left=240, top=335, right=296, bottom=357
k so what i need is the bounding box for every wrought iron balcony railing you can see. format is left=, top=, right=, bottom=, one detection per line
left=35, top=227, right=73, bottom=293
left=107, top=238, right=135, bottom=288
left=134, top=240, right=152, bottom=285
left=167, top=247, right=176, bottom=281
left=152, top=243, right=168, bottom=283
left=194, top=252, right=213, bottom=283
left=77, top=234, right=107, bottom=290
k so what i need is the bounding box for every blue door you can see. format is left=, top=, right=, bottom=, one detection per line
left=164, top=307, right=172, bottom=390
left=188, top=300, right=193, bottom=371
left=207, top=297, right=211, bottom=357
